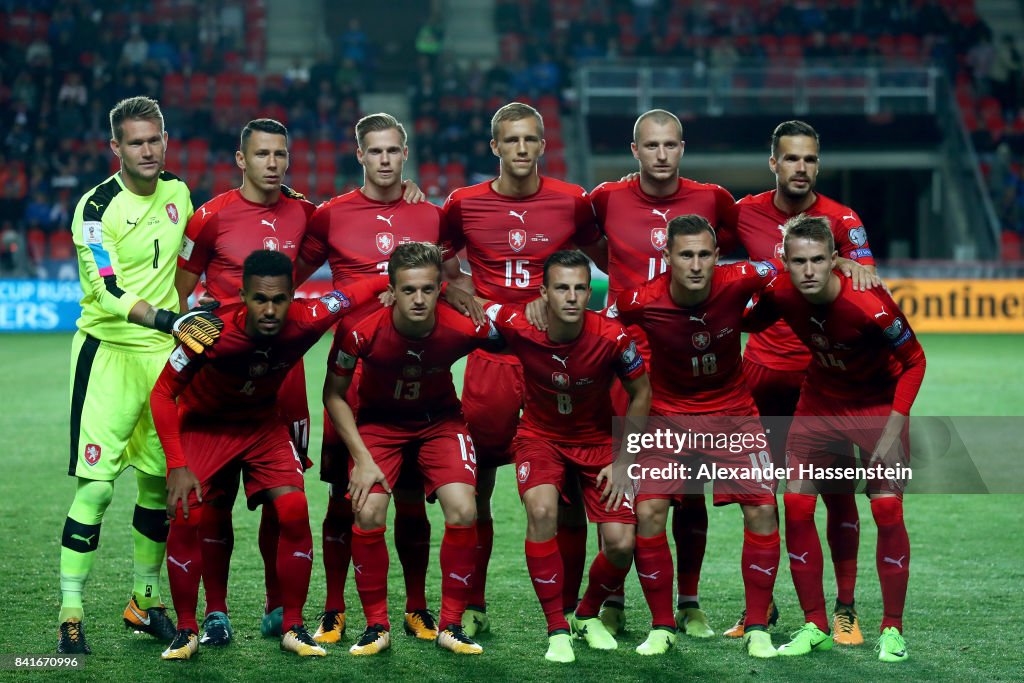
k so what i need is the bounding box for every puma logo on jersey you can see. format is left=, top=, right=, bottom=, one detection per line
left=261, top=218, right=278, bottom=231
left=376, top=214, right=394, bottom=227
left=88, top=200, right=103, bottom=211
left=616, top=331, right=627, bottom=341
left=748, top=564, right=776, bottom=576
left=505, top=312, right=518, bottom=324
left=874, top=306, right=888, bottom=319
left=843, top=213, right=857, bottom=222
left=810, top=317, right=826, bottom=331
left=199, top=206, right=209, bottom=218
left=449, top=572, right=472, bottom=586
left=533, top=574, right=558, bottom=584
left=690, top=314, right=707, bottom=325
left=788, top=551, right=809, bottom=564
left=254, top=348, right=271, bottom=358
left=310, top=304, right=319, bottom=318
left=168, top=556, right=192, bottom=573
left=630, top=291, right=640, bottom=305
left=509, top=209, right=527, bottom=223
left=651, top=208, right=670, bottom=223
left=406, top=349, right=424, bottom=361
left=552, top=353, right=568, bottom=368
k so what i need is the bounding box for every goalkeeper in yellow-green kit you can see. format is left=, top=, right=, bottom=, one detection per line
left=58, top=96, right=223, bottom=654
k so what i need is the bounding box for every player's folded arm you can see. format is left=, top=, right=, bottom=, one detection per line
left=740, top=295, right=780, bottom=334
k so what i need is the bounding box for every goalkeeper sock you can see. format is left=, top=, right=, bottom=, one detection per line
left=59, top=479, right=114, bottom=622
left=132, top=473, right=168, bottom=609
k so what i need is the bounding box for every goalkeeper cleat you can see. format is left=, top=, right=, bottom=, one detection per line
left=313, top=610, right=346, bottom=644
left=545, top=631, right=575, bottom=663
left=435, top=625, right=483, bottom=655
left=876, top=627, right=908, bottom=663
left=403, top=609, right=438, bottom=640
left=462, top=607, right=490, bottom=638
left=724, top=599, right=780, bottom=638
left=676, top=607, right=715, bottom=638
left=199, top=611, right=232, bottom=646
left=744, top=628, right=778, bottom=658
left=123, top=596, right=177, bottom=642
left=777, top=622, right=834, bottom=656
left=57, top=618, right=92, bottom=655
left=635, top=627, right=676, bottom=656
left=281, top=625, right=327, bottom=657
left=161, top=629, right=198, bottom=661
left=349, top=625, right=390, bottom=656
left=570, top=614, right=618, bottom=650
left=831, top=602, right=864, bottom=646
left=599, top=601, right=626, bottom=636
left=261, top=606, right=284, bottom=637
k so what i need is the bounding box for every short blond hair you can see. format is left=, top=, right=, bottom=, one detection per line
left=491, top=102, right=544, bottom=141
left=109, top=96, right=164, bottom=142
left=782, top=213, right=834, bottom=254
left=388, top=242, right=442, bottom=284
left=355, top=112, right=408, bottom=150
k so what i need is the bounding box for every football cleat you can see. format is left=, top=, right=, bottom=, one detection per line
left=261, top=606, right=283, bottom=637
left=57, top=618, right=92, bottom=655
left=831, top=602, right=864, bottom=646
left=876, top=627, right=908, bottom=663
left=161, top=629, right=198, bottom=660
left=545, top=631, right=575, bottom=663
left=723, top=599, right=780, bottom=638
left=777, top=622, right=834, bottom=656
left=349, top=624, right=390, bottom=656
left=569, top=614, right=617, bottom=650
left=199, top=611, right=232, bottom=646
left=744, top=628, right=778, bottom=658
left=635, top=627, right=676, bottom=656
left=676, top=607, right=715, bottom=638
left=313, top=609, right=346, bottom=644
left=462, top=607, right=490, bottom=638
left=435, top=625, right=483, bottom=655
left=403, top=609, right=438, bottom=640
left=123, top=595, right=177, bottom=642
left=599, top=601, right=626, bottom=636
left=281, top=625, right=327, bottom=657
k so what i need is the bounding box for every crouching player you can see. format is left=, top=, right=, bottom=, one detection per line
left=151, top=250, right=387, bottom=660
left=744, top=215, right=925, bottom=662
left=487, top=250, right=651, bottom=663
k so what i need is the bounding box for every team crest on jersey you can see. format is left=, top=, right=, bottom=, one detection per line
left=774, top=242, right=785, bottom=258
left=651, top=227, right=668, bottom=251
left=320, top=290, right=351, bottom=313
left=335, top=350, right=357, bottom=370
left=249, top=362, right=269, bottom=377
left=166, top=203, right=179, bottom=224
left=376, top=232, right=395, bottom=255
left=692, top=331, right=711, bottom=350
left=552, top=371, right=570, bottom=389
left=752, top=260, right=777, bottom=277
left=621, top=340, right=642, bottom=373
left=509, top=229, right=527, bottom=253
left=83, top=221, right=103, bottom=245
left=848, top=226, right=867, bottom=247
left=883, top=317, right=912, bottom=346
left=84, top=443, right=101, bottom=465
left=263, top=236, right=280, bottom=251
left=517, top=461, right=530, bottom=483
left=811, top=333, right=829, bottom=350
left=403, top=365, right=423, bottom=379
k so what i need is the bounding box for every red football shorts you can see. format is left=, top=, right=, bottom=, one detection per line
left=462, top=350, right=524, bottom=467
left=513, top=436, right=636, bottom=525
left=743, top=357, right=804, bottom=418
left=277, top=358, right=311, bottom=466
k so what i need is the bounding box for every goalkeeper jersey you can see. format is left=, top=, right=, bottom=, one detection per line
left=73, top=171, right=193, bottom=350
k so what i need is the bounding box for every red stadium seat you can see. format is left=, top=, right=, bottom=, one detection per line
left=314, top=174, right=336, bottom=201
left=26, top=228, right=46, bottom=263
left=443, top=161, right=466, bottom=192
left=418, top=162, right=441, bottom=196
left=189, top=76, right=212, bottom=106
left=163, top=73, right=187, bottom=105
left=48, top=231, right=75, bottom=260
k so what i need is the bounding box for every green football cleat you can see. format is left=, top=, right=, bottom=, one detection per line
left=676, top=607, right=715, bottom=638
left=777, top=622, right=834, bottom=656
left=261, top=606, right=283, bottom=637
left=199, top=611, right=232, bottom=646
left=876, top=627, right=908, bottom=663
left=635, top=628, right=676, bottom=655
left=744, top=629, right=778, bottom=658
left=599, top=602, right=626, bottom=636
left=462, top=607, right=490, bottom=637
left=570, top=614, right=617, bottom=650
left=544, top=631, right=575, bottom=663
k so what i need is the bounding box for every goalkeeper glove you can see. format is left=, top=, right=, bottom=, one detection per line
left=154, top=302, right=224, bottom=353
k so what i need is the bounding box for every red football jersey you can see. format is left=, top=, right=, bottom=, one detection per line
left=488, top=306, right=645, bottom=444
left=299, top=190, right=451, bottom=289
left=613, top=260, right=782, bottom=415
left=590, top=177, right=738, bottom=302
left=444, top=177, right=600, bottom=303
left=178, top=186, right=314, bottom=302
left=730, top=190, right=875, bottom=372
left=328, top=302, right=501, bottom=423
left=743, top=273, right=926, bottom=415
left=151, top=277, right=384, bottom=469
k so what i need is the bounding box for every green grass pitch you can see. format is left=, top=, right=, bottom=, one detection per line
left=1, top=333, right=1022, bottom=681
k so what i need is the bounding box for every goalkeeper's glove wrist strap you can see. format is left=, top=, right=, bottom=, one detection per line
left=153, top=308, right=176, bottom=334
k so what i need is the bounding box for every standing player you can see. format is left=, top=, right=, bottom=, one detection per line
left=487, top=250, right=649, bottom=663
left=174, top=118, right=315, bottom=645
left=295, top=113, right=459, bottom=644
left=152, top=250, right=388, bottom=660
left=721, top=120, right=878, bottom=642
left=612, top=216, right=781, bottom=658
left=445, top=102, right=605, bottom=635
left=59, top=96, right=220, bottom=654
left=588, top=109, right=738, bottom=637
left=323, top=242, right=499, bottom=656
left=743, top=215, right=924, bottom=663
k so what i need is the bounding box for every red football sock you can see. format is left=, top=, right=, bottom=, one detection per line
left=635, top=533, right=675, bottom=629
left=352, top=525, right=390, bottom=629
left=197, top=504, right=232, bottom=616
left=871, top=497, right=909, bottom=632
left=394, top=498, right=430, bottom=612
left=674, top=496, right=708, bottom=602
left=823, top=493, right=859, bottom=605
left=439, top=524, right=477, bottom=630
left=597, top=532, right=625, bottom=605
left=742, top=528, right=781, bottom=629
left=467, top=517, right=493, bottom=608
left=784, top=493, right=828, bottom=631
left=166, top=505, right=203, bottom=633
left=557, top=523, right=588, bottom=612
left=525, top=537, right=569, bottom=633
left=272, top=491, right=313, bottom=630
left=322, top=496, right=353, bottom=612
left=259, top=503, right=281, bottom=612
left=577, top=551, right=632, bottom=619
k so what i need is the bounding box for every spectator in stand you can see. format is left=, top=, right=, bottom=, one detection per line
left=121, top=25, right=149, bottom=68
